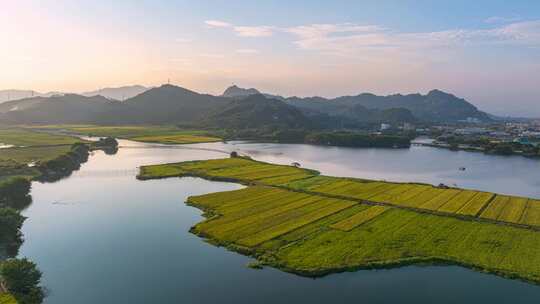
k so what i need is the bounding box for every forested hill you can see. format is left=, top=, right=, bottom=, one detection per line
left=202, top=94, right=313, bottom=129
left=0, top=85, right=315, bottom=128
left=0, top=84, right=490, bottom=127
left=222, top=86, right=491, bottom=123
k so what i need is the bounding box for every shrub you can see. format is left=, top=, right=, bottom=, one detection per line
left=0, top=258, right=43, bottom=304
left=0, top=178, right=31, bottom=209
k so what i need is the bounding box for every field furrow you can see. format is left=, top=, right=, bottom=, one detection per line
left=457, top=192, right=495, bottom=216
left=330, top=205, right=390, bottom=231
left=437, top=190, right=478, bottom=213
left=498, top=196, right=528, bottom=224
left=420, top=189, right=462, bottom=211
left=238, top=199, right=356, bottom=246
left=480, top=195, right=511, bottom=220
left=521, top=200, right=540, bottom=227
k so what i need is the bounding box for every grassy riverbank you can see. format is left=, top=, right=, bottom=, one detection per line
left=0, top=127, right=89, bottom=181
left=138, top=157, right=540, bottom=283
left=26, top=125, right=222, bottom=145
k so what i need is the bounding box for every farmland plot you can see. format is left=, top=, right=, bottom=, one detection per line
left=139, top=157, right=540, bottom=283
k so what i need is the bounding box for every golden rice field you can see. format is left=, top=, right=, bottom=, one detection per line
left=0, top=294, right=17, bottom=304
left=139, top=157, right=540, bottom=228
left=139, top=157, right=540, bottom=283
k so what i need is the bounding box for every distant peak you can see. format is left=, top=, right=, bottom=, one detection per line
left=222, top=85, right=261, bottom=98
left=427, top=89, right=451, bottom=96
left=160, top=84, right=177, bottom=88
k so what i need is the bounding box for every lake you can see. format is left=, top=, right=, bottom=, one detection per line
left=19, top=140, right=540, bottom=303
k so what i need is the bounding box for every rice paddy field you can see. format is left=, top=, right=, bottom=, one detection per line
left=139, top=157, right=540, bottom=283
left=0, top=127, right=85, bottom=180
left=0, top=294, right=17, bottom=304
left=0, top=127, right=82, bottom=147
left=29, top=125, right=222, bottom=144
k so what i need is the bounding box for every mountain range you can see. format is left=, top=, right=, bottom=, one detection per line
left=0, top=84, right=491, bottom=128
left=82, top=85, right=150, bottom=101
left=0, top=85, right=150, bottom=104
left=223, top=86, right=490, bottom=123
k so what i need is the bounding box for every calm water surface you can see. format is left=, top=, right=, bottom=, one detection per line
left=19, top=140, right=540, bottom=303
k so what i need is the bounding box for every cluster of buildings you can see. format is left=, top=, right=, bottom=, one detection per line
left=435, top=121, right=540, bottom=147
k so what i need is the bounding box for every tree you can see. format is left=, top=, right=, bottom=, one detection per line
left=1, top=258, right=44, bottom=304
left=0, top=208, right=25, bottom=242
left=0, top=178, right=31, bottom=209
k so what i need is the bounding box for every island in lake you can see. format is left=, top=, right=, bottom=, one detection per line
left=138, top=156, right=540, bottom=283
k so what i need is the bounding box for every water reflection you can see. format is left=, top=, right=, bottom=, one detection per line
left=17, top=140, right=540, bottom=304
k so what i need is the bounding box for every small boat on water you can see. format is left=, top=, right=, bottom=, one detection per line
left=459, top=167, right=466, bottom=171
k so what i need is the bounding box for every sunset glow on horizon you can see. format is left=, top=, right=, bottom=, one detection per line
left=2, top=0, right=540, bottom=116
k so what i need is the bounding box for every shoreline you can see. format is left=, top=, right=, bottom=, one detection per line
left=138, top=157, right=540, bottom=285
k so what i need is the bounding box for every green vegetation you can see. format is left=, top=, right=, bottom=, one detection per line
left=215, top=128, right=412, bottom=149
left=330, top=206, right=389, bottom=231
left=0, top=294, right=18, bottom=304
left=304, top=132, right=411, bottom=148
left=0, top=127, right=119, bottom=182
left=0, top=179, right=31, bottom=210
left=0, top=127, right=89, bottom=180
left=130, top=134, right=221, bottom=144
left=0, top=208, right=25, bottom=254
left=435, top=135, right=540, bottom=158
left=42, top=125, right=222, bottom=144
left=139, top=157, right=540, bottom=283
left=138, top=158, right=316, bottom=185
left=139, top=158, right=540, bottom=228
left=0, top=295, right=17, bottom=304
left=0, top=128, right=81, bottom=147
left=0, top=259, right=43, bottom=304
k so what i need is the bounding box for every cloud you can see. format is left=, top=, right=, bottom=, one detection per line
left=285, top=23, right=382, bottom=39
left=485, top=16, right=522, bottom=24
left=233, top=26, right=274, bottom=37
left=204, top=20, right=274, bottom=37
left=284, top=21, right=540, bottom=56
left=203, top=19, right=540, bottom=58
left=236, top=49, right=259, bottom=54
left=204, top=20, right=232, bottom=28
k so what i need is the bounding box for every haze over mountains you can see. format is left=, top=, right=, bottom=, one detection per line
left=0, top=84, right=491, bottom=128
left=0, top=85, right=150, bottom=104
left=221, top=85, right=490, bottom=123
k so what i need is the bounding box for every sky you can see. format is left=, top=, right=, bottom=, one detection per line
left=1, top=0, right=540, bottom=117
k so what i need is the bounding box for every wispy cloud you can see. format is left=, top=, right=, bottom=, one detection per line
left=203, top=19, right=540, bottom=58
left=204, top=20, right=275, bottom=37
left=234, top=26, right=274, bottom=37
left=285, top=21, right=540, bottom=56
left=204, top=20, right=232, bottom=28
